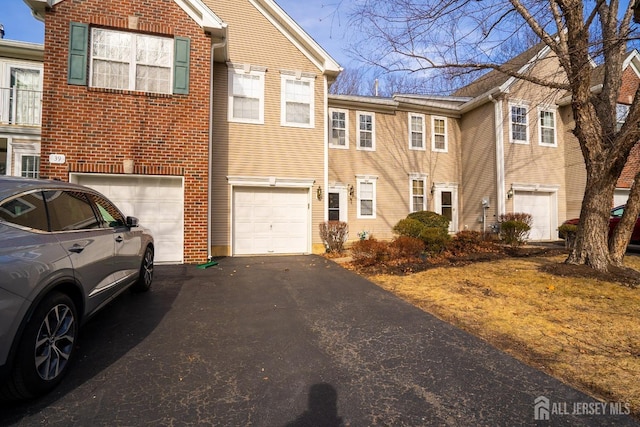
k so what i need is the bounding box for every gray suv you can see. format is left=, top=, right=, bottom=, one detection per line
left=0, top=176, right=154, bottom=400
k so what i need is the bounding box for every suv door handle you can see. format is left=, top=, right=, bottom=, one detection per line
left=68, top=244, right=85, bottom=254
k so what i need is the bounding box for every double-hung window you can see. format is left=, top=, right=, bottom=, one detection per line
left=409, top=113, right=425, bottom=150
left=357, top=176, right=377, bottom=218
left=228, top=66, right=265, bottom=124
left=616, top=103, right=630, bottom=131
left=281, top=74, right=315, bottom=128
left=91, top=28, right=173, bottom=94
left=329, top=109, right=348, bottom=148
left=410, top=174, right=427, bottom=212
left=510, top=104, right=528, bottom=144
left=538, top=108, right=557, bottom=147
left=432, top=116, right=447, bottom=152
left=357, top=112, right=375, bottom=151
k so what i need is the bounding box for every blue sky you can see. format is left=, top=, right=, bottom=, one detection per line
left=1, top=0, right=354, bottom=66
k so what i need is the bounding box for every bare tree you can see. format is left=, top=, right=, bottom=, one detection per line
left=349, top=0, right=640, bottom=272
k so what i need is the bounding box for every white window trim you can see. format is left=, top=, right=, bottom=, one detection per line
left=356, top=175, right=378, bottom=219
left=89, top=28, right=174, bottom=94
left=356, top=111, right=376, bottom=151
left=431, top=116, right=448, bottom=152
left=409, top=173, right=428, bottom=213
left=537, top=107, right=557, bottom=147
left=409, top=113, right=426, bottom=151
left=509, top=102, right=529, bottom=145
left=228, top=64, right=266, bottom=125
left=280, top=73, right=315, bottom=128
left=329, top=108, right=349, bottom=149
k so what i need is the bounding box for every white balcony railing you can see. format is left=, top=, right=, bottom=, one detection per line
left=0, top=87, right=42, bottom=126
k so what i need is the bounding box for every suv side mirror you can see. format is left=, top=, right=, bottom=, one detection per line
left=126, top=216, right=139, bottom=227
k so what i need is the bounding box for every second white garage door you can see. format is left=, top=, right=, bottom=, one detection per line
left=513, top=191, right=554, bottom=241
left=72, top=174, right=184, bottom=264
left=233, top=187, right=310, bottom=255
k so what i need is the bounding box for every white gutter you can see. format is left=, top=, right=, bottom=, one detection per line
left=208, top=37, right=227, bottom=261
left=323, top=75, right=329, bottom=223
left=490, top=94, right=506, bottom=216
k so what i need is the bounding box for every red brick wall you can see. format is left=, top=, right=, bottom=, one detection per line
left=41, top=0, right=212, bottom=263
left=617, top=67, right=640, bottom=189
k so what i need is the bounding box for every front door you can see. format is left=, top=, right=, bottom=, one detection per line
left=433, top=185, right=458, bottom=232
left=327, top=185, right=348, bottom=222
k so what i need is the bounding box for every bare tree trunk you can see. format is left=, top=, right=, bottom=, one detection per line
left=610, top=167, right=640, bottom=266
left=566, top=173, right=616, bottom=272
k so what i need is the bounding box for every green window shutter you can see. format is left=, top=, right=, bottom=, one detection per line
left=173, top=37, right=190, bottom=95
left=68, top=22, right=88, bottom=85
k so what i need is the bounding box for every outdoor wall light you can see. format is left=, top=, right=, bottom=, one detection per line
left=316, top=185, right=323, bottom=201
left=431, top=183, right=436, bottom=195
left=348, top=184, right=355, bottom=201
left=507, top=186, right=514, bottom=199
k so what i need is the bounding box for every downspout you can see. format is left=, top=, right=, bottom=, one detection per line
left=206, top=37, right=227, bottom=262
left=323, top=75, right=329, bottom=224
left=489, top=94, right=506, bottom=218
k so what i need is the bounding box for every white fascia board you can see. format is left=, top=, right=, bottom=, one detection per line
left=174, top=0, right=226, bottom=34
left=623, top=49, right=640, bottom=78
left=250, top=0, right=342, bottom=75
left=227, top=176, right=315, bottom=188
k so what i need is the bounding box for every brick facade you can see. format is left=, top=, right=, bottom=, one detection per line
left=40, top=0, right=212, bottom=263
left=617, top=66, right=640, bottom=189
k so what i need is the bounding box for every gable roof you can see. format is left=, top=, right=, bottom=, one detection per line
left=24, top=0, right=226, bottom=36
left=452, top=41, right=547, bottom=98
left=242, top=0, right=342, bottom=76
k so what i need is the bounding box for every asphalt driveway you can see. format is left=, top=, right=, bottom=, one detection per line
left=1, top=255, right=637, bottom=426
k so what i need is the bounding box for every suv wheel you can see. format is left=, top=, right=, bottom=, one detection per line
left=131, top=246, right=153, bottom=292
left=3, top=292, right=78, bottom=400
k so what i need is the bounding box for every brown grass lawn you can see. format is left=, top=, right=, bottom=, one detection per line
left=354, top=252, right=640, bottom=417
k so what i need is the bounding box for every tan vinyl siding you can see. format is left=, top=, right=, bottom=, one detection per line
left=208, top=0, right=326, bottom=255
left=460, top=102, right=497, bottom=232
left=328, top=106, right=461, bottom=242
left=502, top=64, right=568, bottom=224
left=561, top=105, right=585, bottom=220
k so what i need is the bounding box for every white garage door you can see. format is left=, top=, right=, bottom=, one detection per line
left=233, top=187, right=309, bottom=255
left=513, top=191, right=553, bottom=240
left=72, top=174, right=184, bottom=264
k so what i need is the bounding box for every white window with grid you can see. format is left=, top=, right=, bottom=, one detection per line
left=357, top=112, right=375, bottom=151
left=510, top=103, right=529, bottom=144
left=357, top=176, right=377, bottom=218
left=409, top=113, right=425, bottom=150
left=431, top=116, right=447, bottom=152
left=90, top=28, right=173, bottom=94
left=410, top=174, right=427, bottom=212
left=329, top=109, right=348, bottom=148
left=281, top=74, right=314, bottom=128
left=228, top=66, right=265, bottom=124
left=538, top=108, right=557, bottom=147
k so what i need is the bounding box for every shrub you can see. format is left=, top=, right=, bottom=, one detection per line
left=350, top=238, right=389, bottom=266
left=420, top=227, right=451, bottom=253
left=407, top=211, right=450, bottom=229
left=446, top=230, right=495, bottom=255
left=558, top=223, right=578, bottom=249
left=498, top=212, right=533, bottom=227
left=392, top=218, right=425, bottom=238
left=319, top=221, right=348, bottom=253
left=389, top=236, right=425, bottom=258
left=499, top=220, right=531, bottom=246
left=498, top=212, right=533, bottom=246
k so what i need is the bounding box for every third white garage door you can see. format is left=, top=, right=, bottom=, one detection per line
left=233, top=187, right=310, bottom=255
left=513, top=191, right=554, bottom=240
